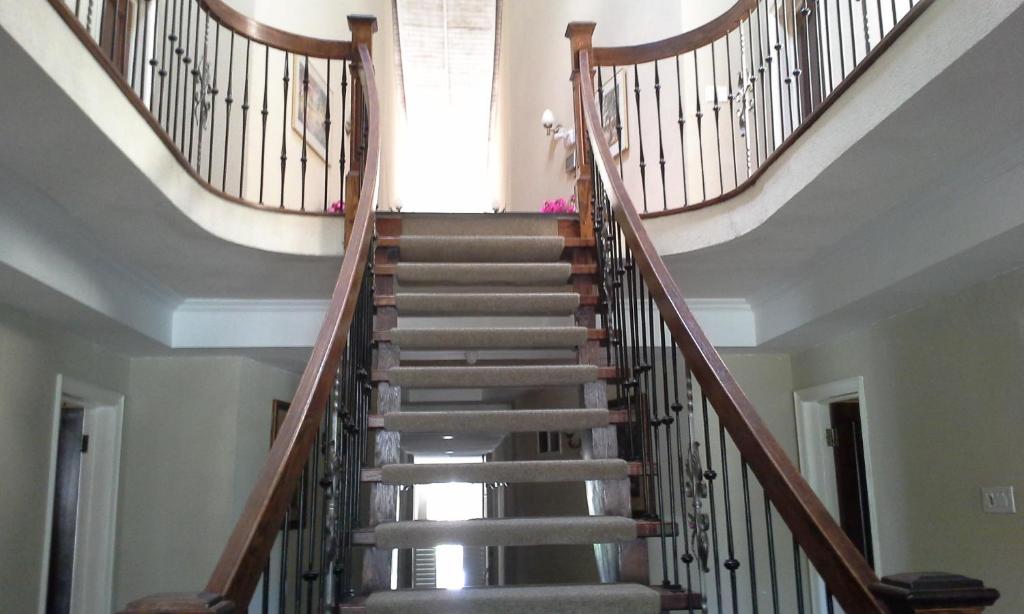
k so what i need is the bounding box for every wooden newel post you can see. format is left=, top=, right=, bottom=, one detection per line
left=566, top=22, right=596, bottom=240
left=344, top=15, right=378, bottom=246
left=872, top=572, right=1000, bottom=614
left=118, top=592, right=235, bottom=614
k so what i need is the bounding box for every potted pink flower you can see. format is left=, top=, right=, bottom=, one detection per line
left=541, top=195, right=577, bottom=214
left=328, top=200, right=345, bottom=214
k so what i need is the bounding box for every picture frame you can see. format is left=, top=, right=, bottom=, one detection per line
left=598, top=67, right=630, bottom=158
left=292, top=57, right=331, bottom=162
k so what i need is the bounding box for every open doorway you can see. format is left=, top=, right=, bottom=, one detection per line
left=410, top=455, right=487, bottom=590
left=794, top=377, right=880, bottom=614
left=40, top=376, right=124, bottom=614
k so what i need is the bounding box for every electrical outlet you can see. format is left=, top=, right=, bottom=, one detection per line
left=981, top=486, right=1016, bottom=514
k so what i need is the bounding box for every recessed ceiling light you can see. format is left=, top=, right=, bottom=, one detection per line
left=442, top=435, right=454, bottom=440
left=445, top=450, right=454, bottom=455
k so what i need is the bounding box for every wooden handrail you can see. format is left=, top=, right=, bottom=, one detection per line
left=576, top=47, right=886, bottom=613
left=200, top=0, right=353, bottom=58
left=591, top=0, right=756, bottom=67
left=204, top=41, right=380, bottom=607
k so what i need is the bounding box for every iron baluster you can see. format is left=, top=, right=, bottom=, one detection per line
left=206, top=24, right=220, bottom=182
left=692, top=52, right=707, bottom=201
left=653, top=61, right=668, bottom=210
left=280, top=51, right=290, bottom=208
left=674, top=56, right=690, bottom=205
left=709, top=41, right=725, bottom=194
left=221, top=31, right=235, bottom=191
left=259, top=45, right=270, bottom=203
left=742, top=462, right=760, bottom=613
left=323, top=61, right=332, bottom=211
left=238, top=40, right=251, bottom=198
left=632, top=64, right=649, bottom=211
left=300, top=56, right=310, bottom=210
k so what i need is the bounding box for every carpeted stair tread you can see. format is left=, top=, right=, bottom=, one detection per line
left=381, top=459, right=628, bottom=485
left=383, top=408, right=609, bottom=433
left=396, top=262, right=572, bottom=286
left=398, top=214, right=560, bottom=237
left=365, top=583, right=661, bottom=614
left=396, top=292, right=579, bottom=316
left=388, top=365, right=598, bottom=388
left=390, top=327, right=587, bottom=349
left=374, top=516, right=637, bottom=549
left=399, top=235, right=565, bottom=262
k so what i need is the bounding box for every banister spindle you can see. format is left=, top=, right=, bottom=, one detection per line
left=206, top=24, right=220, bottom=183
left=745, top=11, right=762, bottom=167
left=298, top=56, right=310, bottom=209
left=174, top=0, right=191, bottom=146
left=258, top=45, right=270, bottom=203
left=280, top=51, right=290, bottom=208
left=221, top=31, right=235, bottom=191
left=633, top=64, right=649, bottom=212
left=653, top=61, right=668, bottom=210
left=700, top=392, right=724, bottom=609
left=673, top=56, right=689, bottom=205
left=725, top=30, right=739, bottom=188
left=323, top=60, right=332, bottom=211
left=238, top=40, right=251, bottom=198
left=658, top=317, right=681, bottom=588
left=757, top=2, right=774, bottom=155
left=764, top=498, right=781, bottom=613
left=709, top=42, right=725, bottom=194
left=820, top=0, right=835, bottom=95
left=741, top=462, right=760, bottom=614
left=718, top=423, right=741, bottom=612
left=692, top=52, right=707, bottom=201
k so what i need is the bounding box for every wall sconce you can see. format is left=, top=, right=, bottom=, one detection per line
left=541, top=109, right=576, bottom=148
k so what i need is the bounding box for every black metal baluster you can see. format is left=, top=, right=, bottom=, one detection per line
left=683, top=369, right=707, bottom=611
left=701, top=392, right=724, bottom=610
left=674, top=56, right=690, bottom=206
left=206, top=24, right=219, bottom=182
left=821, top=0, right=835, bottom=96
left=261, top=559, right=270, bottom=614
left=612, top=67, right=624, bottom=178
left=186, top=9, right=206, bottom=165
left=780, top=0, right=796, bottom=132
left=186, top=1, right=201, bottom=158
left=633, top=65, right=649, bottom=212
left=158, top=0, right=175, bottom=127
left=877, top=0, right=886, bottom=38
left=220, top=32, right=234, bottom=191
left=789, top=0, right=806, bottom=120
left=692, top=52, right=707, bottom=201
left=659, top=317, right=680, bottom=587
left=755, top=4, right=773, bottom=158
left=639, top=281, right=668, bottom=587
left=709, top=41, right=725, bottom=194
left=294, top=464, right=306, bottom=614
left=670, top=348, right=695, bottom=608
left=109, top=0, right=121, bottom=60
left=835, top=0, right=848, bottom=81
left=764, top=499, right=781, bottom=613
left=323, top=60, right=332, bottom=211
left=278, top=507, right=289, bottom=614
left=612, top=223, right=634, bottom=460
left=146, top=0, right=161, bottom=111
left=238, top=40, right=251, bottom=198
left=718, top=424, right=741, bottom=612
left=303, top=426, right=321, bottom=612
left=653, top=61, right=668, bottom=210
left=741, top=462, right=759, bottom=613
left=130, top=0, right=147, bottom=93
left=338, top=61, right=348, bottom=202
left=793, top=537, right=807, bottom=613
left=259, top=45, right=270, bottom=203
left=280, top=51, right=290, bottom=208
left=745, top=12, right=763, bottom=168
left=772, top=0, right=788, bottom=140
left=847, top=0, right=859, bottom=68
left=625, top=255, right=652, bottom=513
left=801, top=1, right=817, bottom=111
left=890, top=0, right=898, bottom=28
left=175, top=0, right=192, bottom=147
left=725, top=31, right=739, bottom=188
left=300, top=56, right=310, bottom=209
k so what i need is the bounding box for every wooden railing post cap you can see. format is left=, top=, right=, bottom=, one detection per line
left=117, top=592, right=235, bottom=614
left=872, top=572, right=1000, bottom=613
left=565, top=21, right=596, bottom=44
left=347, top=14, right=378, bottom=45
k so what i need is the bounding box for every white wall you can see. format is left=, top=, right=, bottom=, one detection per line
left=114, top=355, right=298, bottom=610
left=790, top=266, right=1024, bottom=612
left=0, top=304, right=130, bottom=614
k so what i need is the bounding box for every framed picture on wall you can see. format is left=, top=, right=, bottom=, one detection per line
left=598, top=67, right=630, bottom=158
left=292, top=57, right=331, bottom=162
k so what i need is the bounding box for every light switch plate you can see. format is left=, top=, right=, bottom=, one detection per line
left=981, top=486, right=1016, bottom=514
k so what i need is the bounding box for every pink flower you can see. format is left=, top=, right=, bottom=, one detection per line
left=329, top=200, right=345, bottom=214
left=540, top=195, right=578, bottom=214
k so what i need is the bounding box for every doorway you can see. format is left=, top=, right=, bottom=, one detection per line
left=794, top=377, right=880, bottom=614
left=40, top=376, right=124, bottom=614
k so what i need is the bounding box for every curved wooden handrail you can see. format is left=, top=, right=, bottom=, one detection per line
left=591, top=0, right=756, bottom=67
left=202, top=42, right=379, bottom=607
left=201, top=0, right=353, bottom=58
left=577, top=48, right=885, bottom=613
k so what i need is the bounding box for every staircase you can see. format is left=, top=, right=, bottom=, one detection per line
left=353, top=213, right=671, bottom=613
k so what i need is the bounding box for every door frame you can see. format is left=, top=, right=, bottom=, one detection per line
left=793, top=376, right=881, bottom=613
left=39, top=375, right=125, bottom=614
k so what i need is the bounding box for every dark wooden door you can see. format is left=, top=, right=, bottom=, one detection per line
left=829, top=400, right=874, bottom=568
left=46, top=406, right=86, bottom=614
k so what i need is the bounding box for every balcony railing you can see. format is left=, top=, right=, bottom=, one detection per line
left=48, top=0, right=369, bottom=214
left=576, top=0, right=935, bottom=219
